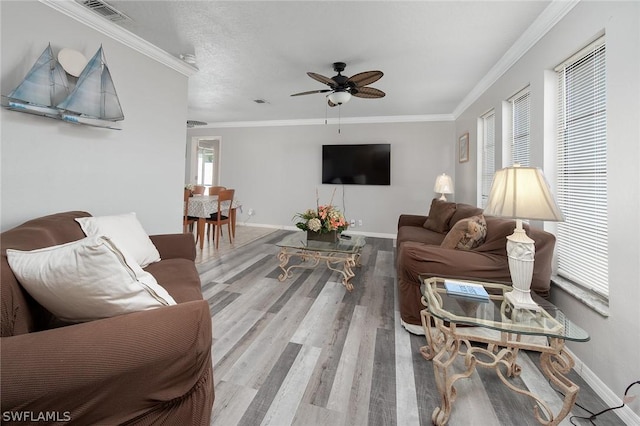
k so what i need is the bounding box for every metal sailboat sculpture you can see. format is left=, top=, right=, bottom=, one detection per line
left=2, top=43, right=70, bottom=118
left=57, top=45, right=124, bottom=130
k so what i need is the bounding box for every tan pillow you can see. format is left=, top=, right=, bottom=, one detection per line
left=75, top=212, right=160, bottom=268
left=441, top=215, right=487, bottom=250
left=423, top=199, right=457, bottom=233
left=6, top=235, right=176, bottom=323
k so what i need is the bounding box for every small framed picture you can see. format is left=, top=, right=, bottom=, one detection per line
left=458, top=132, right=469, bottom=163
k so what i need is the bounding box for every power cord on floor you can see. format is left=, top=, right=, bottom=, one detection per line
left=552, top=379, right=639, bottom=425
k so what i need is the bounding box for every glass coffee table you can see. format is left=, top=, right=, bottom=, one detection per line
left=419, top=276, right=590, bottom=426
left=276, top=232, right=366, bottom=291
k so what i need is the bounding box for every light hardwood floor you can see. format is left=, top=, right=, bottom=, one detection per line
left=197, top=229, right=623, bottom=426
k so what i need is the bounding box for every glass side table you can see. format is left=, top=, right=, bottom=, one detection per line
left=275, top=233, right=366, bottom=291
left=419, top=276, right=590, bottom=426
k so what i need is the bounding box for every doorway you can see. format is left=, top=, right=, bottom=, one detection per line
left=188, top=136, right=221, bottom=188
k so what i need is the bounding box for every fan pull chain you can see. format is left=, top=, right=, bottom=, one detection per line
left=325, top=100, right=328, bottom=125
left=338, top=105, right=341, bottom=134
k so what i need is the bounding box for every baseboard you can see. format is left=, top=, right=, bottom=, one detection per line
left=237, top=222, right=284, bottom=229
left=565, top=347, right=640, bottom=424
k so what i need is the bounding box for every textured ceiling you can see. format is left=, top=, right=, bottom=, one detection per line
left=106, top=1, right=552, bottom=125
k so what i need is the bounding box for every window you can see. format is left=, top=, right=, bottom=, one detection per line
left=480, top=110, right=495, bottom=208
left=507, top=87, right=530, bottom=166
left=555, top=37, right=608, bottom=296
left=195, top=139, right=218, bottom=187
left=197, top=148, right=215, bottom=186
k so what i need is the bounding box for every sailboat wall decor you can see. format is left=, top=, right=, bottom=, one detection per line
left=3, top=44, right=124, bottom=130
left=57, top=45, right=124, bottom=130
left=1, top=43, right=70, bottom=118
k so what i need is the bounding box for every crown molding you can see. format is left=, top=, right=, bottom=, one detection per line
left=202, top=114, right=454, bottom=129
left=452, top=0, right=580, bottom=118
left=39, top=0, right=198, bottom=77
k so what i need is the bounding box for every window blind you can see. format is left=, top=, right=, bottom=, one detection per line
left=555, top=37, right=608, bottom=296
left=509, top=88, right=530, bottom=166
left=481, top=110, right=495, bottom=208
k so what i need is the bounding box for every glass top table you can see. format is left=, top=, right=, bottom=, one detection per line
left=275, top=232, right=366, bottom=291
left=418, top=276, right=590, bottom=425
left=420, top=276, right=589, bottom=342
left=276, top=232, right=366, bottom=253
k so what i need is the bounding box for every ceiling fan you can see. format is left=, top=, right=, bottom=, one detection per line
left=291, top=62, right=385, bottom=107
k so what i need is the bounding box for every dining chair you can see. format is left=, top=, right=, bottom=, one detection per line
left=192, top=185, right=205, bottom=196
left=183, top=189, right=198, bottom=241
left=225, top=189, right=238, bottom=239
left=208, top=186, right=226, bottom=196
left=205, top=189, right=234, bottom=249
left=207, top=186, right=227, bottom=238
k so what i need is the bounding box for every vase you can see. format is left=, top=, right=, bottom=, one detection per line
left=307, top=230, right=338, bottom=243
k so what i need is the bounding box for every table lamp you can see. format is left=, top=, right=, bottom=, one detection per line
left=434, top=173, right=454, bottom=201
left=483, top=165, right=564, bottom=311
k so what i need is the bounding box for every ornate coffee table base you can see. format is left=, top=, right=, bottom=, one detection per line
left=420, top=309, right=579, bottom=426
left=277, top=247, right=361, bottom=291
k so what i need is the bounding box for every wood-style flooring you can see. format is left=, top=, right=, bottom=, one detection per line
left=197, top=229, right=623, bottom=426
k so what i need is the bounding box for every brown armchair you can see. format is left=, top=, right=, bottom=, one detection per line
left=1, top=211, right=214, bottom=424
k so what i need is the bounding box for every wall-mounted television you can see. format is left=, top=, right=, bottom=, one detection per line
left=322, top=143, right=391, bottom=185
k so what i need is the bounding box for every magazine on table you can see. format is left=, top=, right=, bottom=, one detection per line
left=444, top=280, right=490, bottom=302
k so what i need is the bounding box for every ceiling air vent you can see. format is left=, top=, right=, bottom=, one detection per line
left=77, top=0, right=131, bottom=22
left=187, top=120, right=208, bottom=128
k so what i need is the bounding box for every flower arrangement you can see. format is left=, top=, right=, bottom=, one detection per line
left=185, top=184, right=195, bottom=191
left=293, top=189, right=348, bottom=234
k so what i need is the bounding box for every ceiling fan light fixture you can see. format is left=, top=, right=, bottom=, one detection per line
left=327, top=91, right=351, bottom=105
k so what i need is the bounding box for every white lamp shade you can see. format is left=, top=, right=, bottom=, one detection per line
left=484, top=166, right=564, bottom=221
left=327, top=91, right=351, bottom=105
left=433, top=173, right=454, bottom=194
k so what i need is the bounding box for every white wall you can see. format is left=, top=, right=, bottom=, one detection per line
left=0, top=1, right=188, bottom=234
left=188, top=120, right=455, bottom=236
left=455, top=1, right=640, bottom=418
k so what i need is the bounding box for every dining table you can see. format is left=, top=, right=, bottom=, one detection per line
left=187, top=195, right=241, bottom=249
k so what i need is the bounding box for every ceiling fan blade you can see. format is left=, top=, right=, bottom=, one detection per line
left=347, top=70, right=383, bottom=87
left=291, top=89, right=332, bottom=97
left=352, top=86, right=386, bottom=99
left=307, top=72, right=336, bottom=88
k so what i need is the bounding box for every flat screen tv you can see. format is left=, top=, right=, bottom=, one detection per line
left=322, top=143, right=391, bottom=185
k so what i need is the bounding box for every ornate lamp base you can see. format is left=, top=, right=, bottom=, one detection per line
left=505, top=289, right=542, bottom=311
left=505, top=219, right=541, bottom=312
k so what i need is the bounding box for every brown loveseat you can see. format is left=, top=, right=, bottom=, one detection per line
left=1, top=211, right=214, bottom=424
left=396, top=200, right=555, bottom=331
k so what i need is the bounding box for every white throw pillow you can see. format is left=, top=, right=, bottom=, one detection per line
left=75, top=212, right=160, bottom=268
left=6, top=235, right=176, bottom=323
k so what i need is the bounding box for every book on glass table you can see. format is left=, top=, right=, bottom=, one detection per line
left=444, top=280, right=490, bottom=302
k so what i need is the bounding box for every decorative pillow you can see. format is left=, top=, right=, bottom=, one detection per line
left=6, top=235, right=176, bottom=323
left=440, top=215, right=487, bottom=250
left=76, top=212, right=160, bottom=268
left=423, top=199, right=457, bottom=233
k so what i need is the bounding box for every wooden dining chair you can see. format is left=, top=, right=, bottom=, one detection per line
left=192, top=185, right=205, bottom=196
left=205, top=189, right=234, bottom=249
left=207, top=186, right=227, bottom=238
left=208, top=186, right=226, bottom=196
left=183, top=189, right=198, bottom=241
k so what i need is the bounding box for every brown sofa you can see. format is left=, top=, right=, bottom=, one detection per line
left=396, top=200, right=555, bottom=330
left=1, top=211, right=214, bottom=424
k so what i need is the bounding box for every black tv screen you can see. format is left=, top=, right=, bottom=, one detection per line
left=322, top=143, right=391, bottom=185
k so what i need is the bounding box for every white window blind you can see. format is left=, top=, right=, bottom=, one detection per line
left=555, top=37, right=608, bottom=296
left=480, top=110, right=495, bottom=208
left=509, top=88, right=530, bottom=166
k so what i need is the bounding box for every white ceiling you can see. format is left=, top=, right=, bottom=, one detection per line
left=96, top=1, right=561, bottom=125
